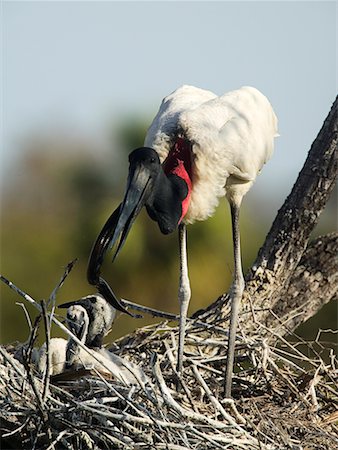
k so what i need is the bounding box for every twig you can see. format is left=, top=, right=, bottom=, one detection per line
left=1, top=275, right=43, bottom=311
left=304, top=365, right=322, bottom=412
left=15, top=302, right=33, bottom=332
left=1, top=416, right=31, bottom=438
left=22, top=313, right=42, bottom=394
left=163, top=339, right=198, bottom=412
left=47, top=259, right=78, bottom=307
left=45, top=430, right=69, bottom=450
left=21, top=351, right=46, bottom=421
left=121, top=297, right=232, bottom=336
left=41, top=299, right=51, bottom=403
left=121, top=298, right=179, bottom=320
left=191, top=364, right=245, bottom=425
left=152, top=354, right=243, bottom=432
left=185, top=425, right=226, bottom=449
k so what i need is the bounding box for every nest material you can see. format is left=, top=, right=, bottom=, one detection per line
left=1, top=313, right=337, bottom=450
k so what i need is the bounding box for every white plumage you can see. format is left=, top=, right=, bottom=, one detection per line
left=145, top=85, right=278, bottom=222
left=65, top=304, right=148, bottom=385
left=36, top=338, right=67, bottom=376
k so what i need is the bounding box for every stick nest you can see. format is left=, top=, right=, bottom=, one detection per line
left=1, top=310, right=337, bottom=450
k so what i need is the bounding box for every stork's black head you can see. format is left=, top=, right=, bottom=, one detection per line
left=128, top=147, right=161, bottom=170
left=87, top=143, right=193, bottom=312
left=110, top=145, right=193, bottom=257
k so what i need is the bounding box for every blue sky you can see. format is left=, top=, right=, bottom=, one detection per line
left=2, top=1, right=336, bottom=209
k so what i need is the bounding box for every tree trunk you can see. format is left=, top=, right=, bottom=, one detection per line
left=193, top=96, right=338, bottom=336
left=268, top=232, right=337, bottom=334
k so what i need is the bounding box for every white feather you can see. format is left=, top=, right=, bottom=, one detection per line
left=145, top=85, right=278, bottom=222
left=37, top=338, right=67, bottom=376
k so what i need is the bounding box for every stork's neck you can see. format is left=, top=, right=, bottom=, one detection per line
left=163, top=137, right=193, bottom=179
left=146, top=138, right=193, bottom=234
left=146, top=169, right=189, bottom=234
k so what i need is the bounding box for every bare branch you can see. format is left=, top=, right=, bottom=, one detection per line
left=194, top=96, right=337, bottom=330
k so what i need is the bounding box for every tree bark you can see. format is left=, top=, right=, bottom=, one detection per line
left=267, top=232, right=337, bottom=334
left=193, top=96, right=338, bottom=335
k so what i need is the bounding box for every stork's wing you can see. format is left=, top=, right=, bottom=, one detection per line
left=217, top=87, right=278, bottom=179
left=179, top=86, right=278, bottom=180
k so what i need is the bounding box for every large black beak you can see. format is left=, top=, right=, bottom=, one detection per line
left=87, top=164, right=152, bottom=317
left=109, top=164, right=152, bottom=261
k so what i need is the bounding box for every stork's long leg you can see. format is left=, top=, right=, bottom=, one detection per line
left=224, top=201, right=245, bottom=398
left=177, top=223, right=191, bottom=379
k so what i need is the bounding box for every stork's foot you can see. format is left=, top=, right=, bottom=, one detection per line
left=175, top=368, right=184, bottom=392
left=224, top=280, right=244, bottom=398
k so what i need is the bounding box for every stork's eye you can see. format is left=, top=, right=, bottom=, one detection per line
left=150, top=157, right=156, bottom=164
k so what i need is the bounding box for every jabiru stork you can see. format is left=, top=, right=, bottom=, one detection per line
left=34, top=304, right=90, bottom=377
left=87, top=85, right=278, bottom=397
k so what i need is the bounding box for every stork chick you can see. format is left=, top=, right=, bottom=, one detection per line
left=59, top=294, right=116, bottom=349
left=36, top=303, right=147, bottom=385
left=35, top=305, right=89, bottom=376
left=65, top=304, right=148, bottom=385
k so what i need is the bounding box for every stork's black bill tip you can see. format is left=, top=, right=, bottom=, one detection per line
left=96, top=277, right=142, bottom=319
left=58, top=302, right=71, bottom=309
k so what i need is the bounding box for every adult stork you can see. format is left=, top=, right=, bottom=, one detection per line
left=87, top=85, right=278, bottom=397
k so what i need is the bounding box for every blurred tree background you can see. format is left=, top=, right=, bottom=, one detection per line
left=0, top=117, right=336, bottom=350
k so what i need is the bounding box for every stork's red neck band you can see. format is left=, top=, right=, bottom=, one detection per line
left=163, top=137, right=193, bottom=222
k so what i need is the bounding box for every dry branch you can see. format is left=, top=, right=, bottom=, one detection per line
left=267, top=232, right=338, bottom=334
